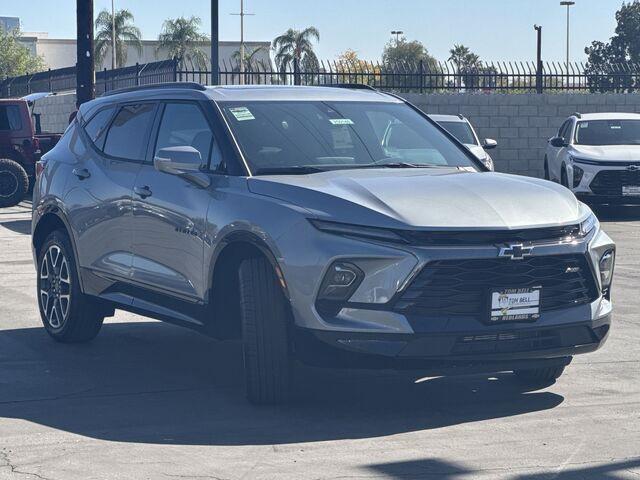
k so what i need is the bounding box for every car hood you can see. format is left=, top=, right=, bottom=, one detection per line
left=248, top=168, right=584, bottom=229
left=465, top=144, right=487, bottom=160
left=571, top=144, right=640, bottom=161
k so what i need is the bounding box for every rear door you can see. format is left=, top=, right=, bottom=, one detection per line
left=130, top=101, right=219, bottom=303
left=68, top=102, right=157, bottom=292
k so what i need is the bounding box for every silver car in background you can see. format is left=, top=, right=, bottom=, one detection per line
left=32, top=84, right=615, bottom=404
left=430, top=113, right=497, bottom=170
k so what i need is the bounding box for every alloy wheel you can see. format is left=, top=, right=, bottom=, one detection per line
left=0, top=170, right=19, bottom=198
left=39, top=245, right=71, bottom=329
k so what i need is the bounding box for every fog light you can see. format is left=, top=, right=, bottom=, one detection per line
left=599, top=249, right=615, bottom=296
left=318, top=262, right=363, bottom=302
left=573, top=166, right=584, bottom=187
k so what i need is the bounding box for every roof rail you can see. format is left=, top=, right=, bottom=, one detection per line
left=323, top=83, right=378, bottom=91
left=573, top=112, right=582, bottom=119
left=457, top=114, right=465, bottom=120
left=101, top=82, right=206, bottom=97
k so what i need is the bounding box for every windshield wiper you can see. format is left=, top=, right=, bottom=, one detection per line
left=253, top=166, right=326, bottom=176
left=373, top=161, right=443, bottom=169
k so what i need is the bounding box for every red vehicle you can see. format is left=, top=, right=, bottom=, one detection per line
left=0, top=95, right=62, bottom=207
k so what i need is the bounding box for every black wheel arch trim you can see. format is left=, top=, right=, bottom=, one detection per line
left=207, top=229, right=291, bottom=303
left=32, top=204, right=86, bottom=293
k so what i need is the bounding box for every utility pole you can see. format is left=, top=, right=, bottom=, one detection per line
left=76, top=0, right=95, bottom=105
left=560, top=1, right=575, bottom=70
left=111, top=0, right=116, bottom=69
left=391, top=30, right=404, bottom=46
left=534, top=25, right=543, bottom=94
left=211, top=0, right=219, bottom=85
left=231, top=0, right=255, bottom=85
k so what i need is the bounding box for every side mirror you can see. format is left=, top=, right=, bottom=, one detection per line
left=482, top=138, right=498, bottom=150
left=549, top=136, right=567, bottom=148
left=154, top=146, right=210, bottom=187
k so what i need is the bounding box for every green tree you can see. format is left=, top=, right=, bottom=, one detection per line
left=157, top=16, right=208, bottom=69
left=0, top=28, right=45, bottom=79
left=381, top=37, right=437, bottom=91
left=585, top=1, right=640, bottom=91
left=448, top=44, right=483, bottom=90
left=272, top=27, right=320, bottom=84
left=231, top=46, right=267, bottom=84
left=94, top=8, right=142, bottom=69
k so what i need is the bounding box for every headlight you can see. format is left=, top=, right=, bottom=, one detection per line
left=309, top=219, right=408, bottom=244
left=316, top=261, right=364, bottom=316
left=599, top=249, right=615, bottom=296
left=578, top=212, right=600, bottom=238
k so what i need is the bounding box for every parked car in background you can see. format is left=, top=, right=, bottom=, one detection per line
left=546, top=112, right=640, bottom=203
left=429, top=114, right=497, bottom=171
left=0, top=94, right=62, bottom=207
left=33, top=84, right=614, bottom=404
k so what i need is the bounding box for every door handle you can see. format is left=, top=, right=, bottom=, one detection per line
left=134, top=185, right=152, bottom=199
left=72, top=168, right=90, bottom=180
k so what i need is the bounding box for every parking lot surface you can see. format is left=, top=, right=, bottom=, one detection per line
left=0, top=200, right=638, bottom=480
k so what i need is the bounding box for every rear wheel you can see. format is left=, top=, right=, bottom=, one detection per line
left=37, top=230, right=104, bottom=343
left=0, top=158, right=28, bottom=208
left=239, top=256, right=292, bottom=404
left=514, top=365, right=565, bottom=386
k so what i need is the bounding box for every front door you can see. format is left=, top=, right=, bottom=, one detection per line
left=131, top=101, right=218, bottom=303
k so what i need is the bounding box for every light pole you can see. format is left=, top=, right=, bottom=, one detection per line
left=560, top=1, right=575, bottom=69
left=391, top=30, right=404, bottom=46
left=111, top=0, right=116, bottom=69
left=534, top=25, right=543, bottom=94
left=211, top=0, right=219, bottom=85
left=231, top=0, right=255, bottom=84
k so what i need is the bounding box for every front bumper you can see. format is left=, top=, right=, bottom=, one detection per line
left=570, top=161, right=640, bottom=201
left=294, top=308, right=610, bottom=373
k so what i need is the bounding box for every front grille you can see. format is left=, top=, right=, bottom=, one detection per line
left=590, top=169, right=640, bottom=196
left=394, top=255, right=598, bottom=319
left=397, top=225, right=580, bottom=246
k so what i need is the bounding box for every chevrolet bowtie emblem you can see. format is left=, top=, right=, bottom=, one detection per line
left=499, top=244, right=533, bottom=260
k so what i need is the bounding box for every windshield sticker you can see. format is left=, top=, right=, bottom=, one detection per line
left=329, top=118, right=354, bottom=126
left=229, top=107, right=255, bottom=121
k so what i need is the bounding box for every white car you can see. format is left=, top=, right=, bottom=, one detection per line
left=429, top=114, right=497, bottom=170
left=545, top=112, right=640, bottom=203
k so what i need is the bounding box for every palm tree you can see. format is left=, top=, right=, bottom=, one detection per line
left=448, top=44, right=471, bottom=71
left=272, top=27, right=320, bottom=84
left=157, top=16, right=208, bottom=70
left=449, top=44, right=482, bottom=90
left=94, top=9, right=142, bottom=69
left=231, top=46, right=267, bottom=84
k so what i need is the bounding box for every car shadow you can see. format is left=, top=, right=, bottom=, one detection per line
left=0, top=322, right=564, bottom=446
left=0, top=219, right=31, bottom=234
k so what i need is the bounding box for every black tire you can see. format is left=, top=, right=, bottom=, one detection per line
left=37, top=230, right=104, bottom=343
left=0, top=158, right=28, bottom=208
left=239, top=256, right=292, bottom=404
left=514, top=365, right=566, bottom=386
left=543, top=157, right=550, bottom=180
left=561, top=168, right=570, bottom=189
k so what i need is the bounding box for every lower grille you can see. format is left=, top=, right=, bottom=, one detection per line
left=394, top=255, right=598, bottom=319
left=590, top=169, right=640, bottom=196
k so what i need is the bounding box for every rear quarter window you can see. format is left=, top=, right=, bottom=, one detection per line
left=0, top=105, right=23, bottom=131
left=83, top=107, right=116, bottom=149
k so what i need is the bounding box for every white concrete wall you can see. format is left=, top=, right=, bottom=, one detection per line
left=31, top=93, right=76, bottom=133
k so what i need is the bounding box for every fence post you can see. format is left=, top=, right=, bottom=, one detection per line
left=293, top=58, right=300, bottom=86
left=419, top=59, right=425, bottom=93
left=135, top=62, right=140, bottom=86
left=104, top=68, right=108, bottom=92
left=173, top=58, right=179, bottom=82
left=535, top=25, right=543, bottom=93
left=48, top=68, right=52, bottom=92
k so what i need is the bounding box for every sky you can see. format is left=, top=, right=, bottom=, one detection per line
left=2, top=0, right=626, bottom=63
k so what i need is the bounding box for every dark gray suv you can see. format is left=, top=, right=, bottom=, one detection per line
left=32, top=83, right=615, bottom=404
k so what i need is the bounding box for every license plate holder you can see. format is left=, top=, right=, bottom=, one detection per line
left=488, top=286, right=541, bottom=323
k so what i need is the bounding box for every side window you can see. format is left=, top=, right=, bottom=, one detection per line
left=559, top=120, right=571, bottom=141
left=0, top=105, right=22, bottom=131
left=83, top=107, right=115, bottom=149
left=103, top=103, right=156, bottom=160
left=155, top=103, right=220, bottom=170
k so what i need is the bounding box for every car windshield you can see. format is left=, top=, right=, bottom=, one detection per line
left=575, top=119, right=640, bottom=146
left=438, top=121, right=477, bottom=145
left=220, top=101, right=479, bottom=174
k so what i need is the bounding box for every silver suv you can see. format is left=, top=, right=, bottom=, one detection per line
left=32, top=83, right=615, bottom=404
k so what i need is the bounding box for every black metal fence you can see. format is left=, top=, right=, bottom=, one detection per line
left=3, top=58, right=640, bottom=98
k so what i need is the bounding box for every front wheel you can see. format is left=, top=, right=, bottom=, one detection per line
left=514, top=365, right=566, bottom=386
left=239, top=256, right=292, bottom=404
left=37, top=230, right=104, bottom=343
left=0, top=158, right=28, bottom=208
